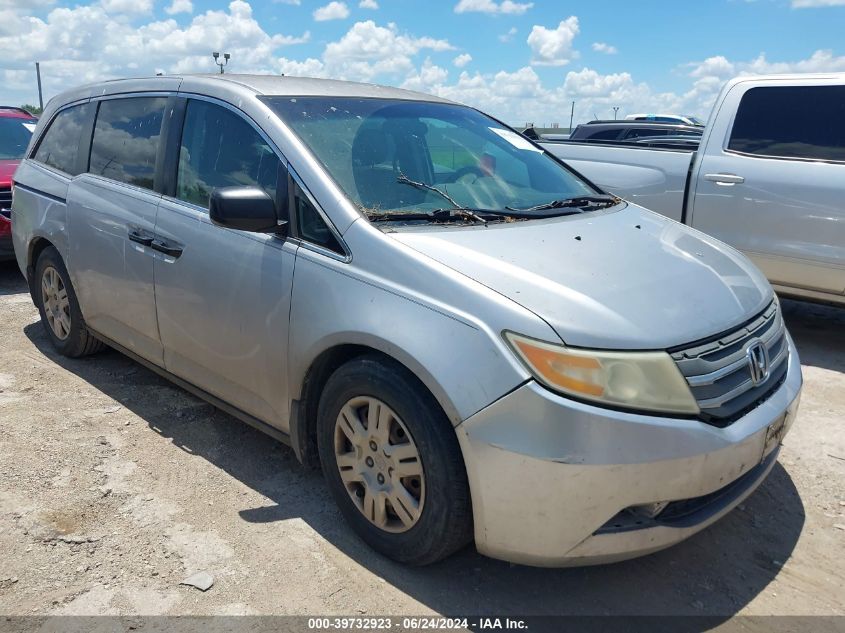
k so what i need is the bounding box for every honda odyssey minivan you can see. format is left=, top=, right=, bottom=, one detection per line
left=11, top=75, right=802, bottom=566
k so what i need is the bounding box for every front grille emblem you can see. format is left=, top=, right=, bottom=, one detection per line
left=746, top=340, right=770, bottom=386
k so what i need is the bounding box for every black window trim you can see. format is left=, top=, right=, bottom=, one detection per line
left=723, top=84, right=845, bottom=166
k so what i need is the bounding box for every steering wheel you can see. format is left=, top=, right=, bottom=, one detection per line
left=453, top=165, right=485, bottom=184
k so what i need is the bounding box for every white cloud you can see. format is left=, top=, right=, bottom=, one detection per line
left=401, top=58, right=449, bottom=92
left=454, top=0, right=533, bottom=15
left=165, top=0, right=193, bottom=15
left=359, top=0, right=378, bottom=8
left=274, top=20, right=455, bottom=82
left=0, top=0, right=310, bottom=104
left=99, top=0, right=153, bottom=14
left=527, top=17, right=579, bottom=66
left=591, top=41, right=617, bottom=55
left=314, top=1, right=349, bottom=21
left=453, top=53, right=472, bottom=67
left=791, top=0, right=845, bottom=6
left=498, top=26, right=517, bottom=42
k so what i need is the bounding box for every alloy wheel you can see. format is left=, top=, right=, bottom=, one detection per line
left=41, top=266, right=71, bottom=341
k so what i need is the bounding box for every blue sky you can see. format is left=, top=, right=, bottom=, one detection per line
left=2, top=0, right=844, bottom=124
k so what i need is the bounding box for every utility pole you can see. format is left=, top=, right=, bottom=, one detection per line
left=613, top=106, right=620, bottom=120
left=212, top=52, right=230, bottom=74
left=569, top=101, right=575, bottom=132
left=35, top=62, right=44, bottom=111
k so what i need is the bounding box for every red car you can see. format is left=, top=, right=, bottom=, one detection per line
left=1, top=106, right=38, bottom=261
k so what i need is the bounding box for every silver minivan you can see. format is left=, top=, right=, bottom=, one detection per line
left=12, top=75, right=802, bottom=567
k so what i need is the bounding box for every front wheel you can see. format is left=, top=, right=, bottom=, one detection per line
left=317, top=355, right=473, bottom=565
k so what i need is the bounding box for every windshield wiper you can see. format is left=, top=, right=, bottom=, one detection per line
left=506, top=195, right=619, bottom=213
left=365, top=208, right=487, bottom=224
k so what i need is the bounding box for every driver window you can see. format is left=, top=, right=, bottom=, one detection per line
left=177, top=100, right=282, bottom=209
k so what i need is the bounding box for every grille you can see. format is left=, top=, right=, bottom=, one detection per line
left=0, top=186, right=11, bottom=211
left=670, top=301, right=788, bottom=426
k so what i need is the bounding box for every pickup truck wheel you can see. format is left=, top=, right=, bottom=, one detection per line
left=317, top=355, right=472, bottom=565
left=34, top=247, right=104, bottom=358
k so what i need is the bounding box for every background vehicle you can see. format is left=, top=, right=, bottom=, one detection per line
left=0, top=106, right=37, bottom=260
left=12, top=75, right=801, bottom=567
left=568, top=120, right=703, bottom=143
left=625, top=113, right=706, bottom=126
left=542, top=74, right=845, bottom=306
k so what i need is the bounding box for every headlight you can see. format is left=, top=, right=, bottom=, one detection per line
left=505, top=332, right=700, bottom=415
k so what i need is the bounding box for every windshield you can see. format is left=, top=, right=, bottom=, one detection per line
left=263, top=97, right=598, bottom=218
left=0, top=117, right=35, bottom=160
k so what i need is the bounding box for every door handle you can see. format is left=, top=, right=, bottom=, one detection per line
left=704, top=173, right=745, bottom=185
left=127, top=229, right=154, bottom=247
left=150, top=239, right=183, bottom=259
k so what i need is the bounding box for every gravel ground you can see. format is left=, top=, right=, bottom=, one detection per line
left=0, top=259, right=843, bottom=620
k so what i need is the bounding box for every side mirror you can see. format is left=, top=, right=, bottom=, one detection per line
left=209, top=186, right=287, bottom=233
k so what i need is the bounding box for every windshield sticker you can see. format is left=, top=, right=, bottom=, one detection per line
left=22, top=123, right=37, bottom=133
left=489, top=127, right=543, bottom=152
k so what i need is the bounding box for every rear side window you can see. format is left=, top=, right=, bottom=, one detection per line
left=176, top=99, right=282, bottom=209
left=728, top=86, right=845, bottom=162
left=32, top=103, right=93, bottom=175
left=89, top=97, right=167, bottom=189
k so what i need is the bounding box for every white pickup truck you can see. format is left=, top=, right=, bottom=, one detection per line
left=541, top=73, right=845, bottom=306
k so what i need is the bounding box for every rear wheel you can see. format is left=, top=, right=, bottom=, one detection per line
left=317, top=355, right=473, bottom=565
left=34, top=246, right=104, bottom=357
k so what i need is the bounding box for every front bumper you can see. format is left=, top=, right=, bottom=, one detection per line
left=456, top=333, right=802, bottom=567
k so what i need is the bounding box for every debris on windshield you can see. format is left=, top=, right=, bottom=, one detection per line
left=396, top=172, right=462, bottom=209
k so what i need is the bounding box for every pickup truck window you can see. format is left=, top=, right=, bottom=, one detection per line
left=89, top=97, right=167, bottom=190
left=728, top=86, right=845, bottom=162
left=176, top=99, right=281, bottom=209
left=263, top=97, right=596, bottom=218
left=32, top=103, right=92, bottom=175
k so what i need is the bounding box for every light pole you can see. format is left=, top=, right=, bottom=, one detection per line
left=612, top=106, right=620, bottom=120
left=212, top=52, right=230, bottom=74
left=35, top=62, right=44, bottom=111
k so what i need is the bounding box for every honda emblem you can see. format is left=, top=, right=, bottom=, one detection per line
left=746, top=340, right=770, bottom=386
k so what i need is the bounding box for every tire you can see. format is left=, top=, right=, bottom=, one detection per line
left=34, top=246, right=105, bottom=358
left=317, top=355, right=473, bottom=565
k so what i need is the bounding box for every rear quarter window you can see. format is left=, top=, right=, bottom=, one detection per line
left=32, top=103, right=93, bottom=175
left=728, top=85, right=845, bottom=162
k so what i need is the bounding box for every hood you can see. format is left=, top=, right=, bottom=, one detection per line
left=390, top=204, right=773, bottom=350
left=0, top=160, right=20, bottom=187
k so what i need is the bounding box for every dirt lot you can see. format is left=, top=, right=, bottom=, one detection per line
left=0, top=259, right=843, bottom=620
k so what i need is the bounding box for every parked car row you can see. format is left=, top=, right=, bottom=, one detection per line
left=540, top=73, right=845, bottom=307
